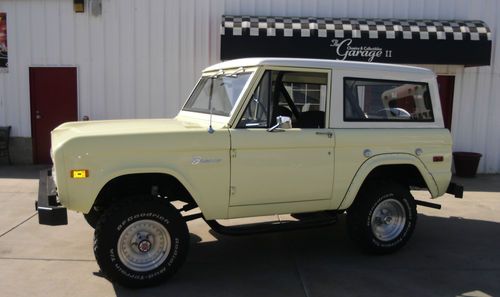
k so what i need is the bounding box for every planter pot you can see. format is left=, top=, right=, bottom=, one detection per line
left=453, top=152, right=482, bottom=177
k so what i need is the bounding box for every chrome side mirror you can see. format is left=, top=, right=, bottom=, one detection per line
left=267, top=116, right=292, bottom=132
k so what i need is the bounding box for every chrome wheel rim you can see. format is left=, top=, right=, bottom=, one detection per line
left=117, top=219, right=171, bottom=272
left=371, top=199, right=406, bottom=242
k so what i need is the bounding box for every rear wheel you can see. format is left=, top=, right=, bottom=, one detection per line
left=94, top=198, right=189, bottom=288
left=346, top=181, right=417, bottom=254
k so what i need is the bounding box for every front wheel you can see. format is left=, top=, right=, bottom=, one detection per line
left=346, top=181, right=417, bottom=254
left=94, top=198, right=189, bottom=288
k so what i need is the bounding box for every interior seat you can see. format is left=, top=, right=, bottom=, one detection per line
left=299, top=111, right=325, bottom=128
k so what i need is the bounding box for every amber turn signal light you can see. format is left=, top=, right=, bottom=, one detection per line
left=70, top=169, right=89, bottom=179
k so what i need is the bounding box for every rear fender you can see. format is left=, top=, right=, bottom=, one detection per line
left=338, top=153, right=438, bottom=210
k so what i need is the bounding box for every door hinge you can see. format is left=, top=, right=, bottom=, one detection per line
left=231, top=149, right=237, bottom=158
left=230, top=186, right=236, bottom=196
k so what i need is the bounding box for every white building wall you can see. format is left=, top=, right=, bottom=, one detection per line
left=0, top=0, right=499, bottom=172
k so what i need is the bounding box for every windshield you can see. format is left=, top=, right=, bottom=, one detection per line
left=183, top=72, right=252, bottom=116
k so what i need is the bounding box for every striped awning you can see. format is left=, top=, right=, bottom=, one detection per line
left=221, top=16, right=492, bottom=66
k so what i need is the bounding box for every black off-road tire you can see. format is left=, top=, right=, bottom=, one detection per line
left=94, top=198, right=189, bottom=288
left=346, top=181, right=417, bottom=254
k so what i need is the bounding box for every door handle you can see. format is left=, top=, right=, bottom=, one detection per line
left=315, top=131, right=333, bottom=138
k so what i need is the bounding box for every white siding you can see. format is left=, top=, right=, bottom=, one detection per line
left=0, top=0, right=499, bottom=172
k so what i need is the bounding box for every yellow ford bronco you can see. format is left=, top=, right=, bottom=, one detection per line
left=37, top=58, right=463, bottom=288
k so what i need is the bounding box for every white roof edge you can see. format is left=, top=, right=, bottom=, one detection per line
left=203, top=58, right=435, bottom=76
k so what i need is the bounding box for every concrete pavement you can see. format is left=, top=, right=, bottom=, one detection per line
left=0, top=165, right=499, bottom=297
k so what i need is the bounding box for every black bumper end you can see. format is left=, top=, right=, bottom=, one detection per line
left=446, top=182, right=464, bottom=199
left=36, top=169, right=68, bottom=226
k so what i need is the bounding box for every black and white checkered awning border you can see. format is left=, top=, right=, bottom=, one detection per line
left=221, top=15, right=491, bottom=41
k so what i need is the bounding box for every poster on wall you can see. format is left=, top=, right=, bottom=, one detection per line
left=0, top=12, right=7, bottom=72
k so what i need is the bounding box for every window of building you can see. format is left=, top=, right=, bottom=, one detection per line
left=283, top=82, right=326, bottom=112
left=344, top=78, right=434, bottom=122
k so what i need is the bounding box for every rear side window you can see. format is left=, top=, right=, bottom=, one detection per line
left=344, top=78, right=434, bottom=122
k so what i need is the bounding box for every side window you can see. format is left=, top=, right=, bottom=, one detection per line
left=344, top=78, right=434, bottom=122
left=238, top=71, right=272, bottom=128
left=238, top=70, right=328, bottom=128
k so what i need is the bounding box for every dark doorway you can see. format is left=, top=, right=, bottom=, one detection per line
left=30, top=67, right=78, bottom=164
left=437, top=76, right=455, bottom=130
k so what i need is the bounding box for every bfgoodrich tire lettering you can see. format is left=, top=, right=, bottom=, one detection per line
left=346, top=181, right=417, bottom=254
left=94, top=198, right=188, bottom=288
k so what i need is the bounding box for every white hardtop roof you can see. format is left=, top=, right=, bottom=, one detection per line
left=204, top=58, right=434, bottom=77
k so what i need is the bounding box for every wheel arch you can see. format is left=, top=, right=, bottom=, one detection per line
left=88, top=169, right=201, bottom=214
left=338, top=153, right=438, bottom=210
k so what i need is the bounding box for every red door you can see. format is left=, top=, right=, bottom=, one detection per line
left=30, top=67, right=78, bottom=164
left=437, top=76, right=455, bottom=130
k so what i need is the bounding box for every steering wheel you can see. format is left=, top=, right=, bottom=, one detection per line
left=374, top=108, right=411, bottom=119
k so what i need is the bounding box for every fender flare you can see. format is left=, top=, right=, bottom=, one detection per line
left=338, top=153, right=438, bottom=210
left=86, top=167, right=203, bottom=214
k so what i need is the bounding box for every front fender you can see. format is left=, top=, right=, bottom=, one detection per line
left=338, top=153, right=438, bottom=210
left=72, top=167, right=202, bottom=214
left=55, top=128, right=231, bottom=220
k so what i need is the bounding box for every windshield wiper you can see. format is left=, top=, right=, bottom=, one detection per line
left=225, top=67, right=245, bottom=77
left=211, top=69, right=225, bottom=79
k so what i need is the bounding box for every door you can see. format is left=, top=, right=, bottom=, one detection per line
left=30, top=67, right=78, bottom=164
left=437, top=76, right=455, bottom=130
left=230, top=129, right=334, bottom=206
left=230, top=69, right=334, bottom=206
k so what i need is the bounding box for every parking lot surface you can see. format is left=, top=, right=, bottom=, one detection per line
left=0, top=165, right=499, bottom=297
